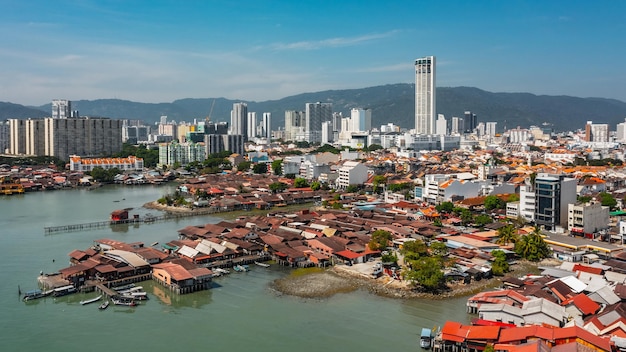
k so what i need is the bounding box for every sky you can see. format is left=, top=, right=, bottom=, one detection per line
left=1, top=0, right=625, bottom=106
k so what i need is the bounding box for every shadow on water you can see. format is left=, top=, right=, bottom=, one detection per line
left=149, top=281, right=214, bottom=309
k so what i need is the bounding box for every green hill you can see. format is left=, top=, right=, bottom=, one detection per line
left=6, top=84, right=625, bottom=132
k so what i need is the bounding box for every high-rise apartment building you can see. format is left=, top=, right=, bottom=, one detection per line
left=261, top=113, right=271, bottom=141
left=247, top=112, right=257, bottom=139
left=230, top=102, right=248, bottom=138
left=415, top=56, right=436, bottom=135
left=284, top=110, right=305, bottom=142
left=0, top=120, right=10, bottom=153
left=585, top=121, right=609, bottom=143
left=451, top=117, right=463, bottom=135
left=52, top=100, right=71, bottom=119
left=485, top=122, right=498, bottom=137
left=436, top=114, right=447, bottom=136
left=305, top=102, right=332, bottom=143
left=350, top=108, right=372, bottom=132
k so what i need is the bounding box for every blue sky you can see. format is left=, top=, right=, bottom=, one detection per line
left=1, top=0, right=625, bottom=105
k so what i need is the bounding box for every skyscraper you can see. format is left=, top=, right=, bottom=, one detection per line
left=262, top=112, right=271, bottom=141
left=464, top=111, right=477, bottom=133
left=247, top=112, right=257, bottom=139
left=305, top=102, right=332, bottom=143
left=230, top=102, right=247, bottom=138
left=415, top=56, right=436, bottom=135
left=52, top=100, right=71, bottom=119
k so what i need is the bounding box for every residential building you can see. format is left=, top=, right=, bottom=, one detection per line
left=305, top=102, right=332, bottom=143
left=451, top=116, right=463, bottom=135
left=567, top=202, right=609, bottom=234
left=69, top=155, right=144, bottom=172
left=350, top=108, right=372, bottom=132
left=261, top=112, right=271, bottom=141
left=485, top=122, right=497, bottom=137
left=415, top=55, right=436, bottom=135
left=25, top=119, right=45, bottom=156
left=284, top=110, right=305, bottom=141
left=158, top=141, right=206, bottom=167
left=247, top=112, right=257, bottom=139
left=519, top=180, right=536, bottom=223
left=0, top=120, right=9, bottom=153
left=204, top=134, right=244, bottom=156
left=299, top=160, right=330, bottom=180
left=535, top=173, right=577, bottom=231
left=585, top=121, right=609, bottom=143
left=435, top=114, right=447, bottom=136
left=336, top=161, right=368, bottom=189
left=230, top=102, right=247, bottom=138
left=51, top=99, right=71, bottom=119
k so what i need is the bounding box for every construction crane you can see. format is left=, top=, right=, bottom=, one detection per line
left=205, top=99, right=216, bottom=124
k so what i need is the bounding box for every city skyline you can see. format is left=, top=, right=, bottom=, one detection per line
left=1, top=1, right=626, bottom=106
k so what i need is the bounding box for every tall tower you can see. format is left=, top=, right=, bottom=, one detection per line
left=247, top=112, right=257, bottom=139
left=305, top=102, right=332, bottom=143
left=415, top=56, right=436, bottom=135
left=262, top=112, right=271, bottom=141
left=52, top=100, right=71, bottom=119
left=230, top=102, right=248, bottom=138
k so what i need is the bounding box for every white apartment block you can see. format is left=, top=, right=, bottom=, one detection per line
left=158, top=141, right=206, bottom=167
left=567, top=202, right=609, bottom=234
left=335, top=161, right=368, bottom=189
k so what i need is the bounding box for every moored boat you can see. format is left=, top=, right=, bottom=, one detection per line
left=52, top=285, right=77, bottom=297
left=80, top=295, right=103, bottom=305
left=420, top=327, right=433, bottom=349
left=98, top=300, right=110, bottom=310
left=111, top=296, right=137, bottom=306
left=254, top=261, right=270, bottom=268
left=22, top=289, right=51, bottom=301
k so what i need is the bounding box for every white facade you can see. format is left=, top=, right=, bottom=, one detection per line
left=519, top=182, right=536, bottom=222
left=485, top=122, right=497, bottom=137
left=350, top=108, right=372, bottom=132
left=52, top=99, right=71, bottom=119
left=335, top=161, right=368, bottom=189
left=415, top=56, right=436, bottom=135
left=567, top=202, right=609, bottom=234
left=262, top=113, right=271, bottom=141
left=284, top=110, right=305, bottom=142
left=436, top=114, right=447, bottom=136
left=247, top=112, right=257, bottom=139
left=230, top=102, right=247, bottom=137
left=321, top=121, right=333, bottom=145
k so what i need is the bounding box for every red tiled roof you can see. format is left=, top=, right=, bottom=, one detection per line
left=565, top=293, right=600, bottom=315
left=572, top=263, right=603, bottom=275
left=335, top=249, right=362, bottom=259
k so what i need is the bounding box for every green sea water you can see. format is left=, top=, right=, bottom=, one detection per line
left=0, top=184, right=470, bottom=352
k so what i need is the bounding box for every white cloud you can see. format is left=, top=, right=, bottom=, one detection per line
left=265, top=30, right=400, bottom=51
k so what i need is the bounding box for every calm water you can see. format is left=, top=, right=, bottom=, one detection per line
left=0, top=185, right=470, bottom=352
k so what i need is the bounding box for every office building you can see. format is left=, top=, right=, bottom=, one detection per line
left=415, top=56, right=436, bottom=135
left=451, top=117, right=463, bottom=135
left=350, top=108, right=372, bottom=132
left=464, top=111, right=477, bottom=133
left=534, top=173, right=577, bottom=231
left=204, top=134, right=244, bottom=156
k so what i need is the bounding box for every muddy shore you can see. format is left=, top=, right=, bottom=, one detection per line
left=271, top=260, right=548, bottom=300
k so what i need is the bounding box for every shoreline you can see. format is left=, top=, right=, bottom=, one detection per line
left=271, top=260, right=546, bottom=300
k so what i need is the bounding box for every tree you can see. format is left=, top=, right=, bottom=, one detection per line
left=436, top=201, right=454, bottom=213
left=460, top=209, right=474, bottom=226
left=490, top=250, right=509, bottom=276
left=252, top=163, right=268, bottom=174
left=271, top=159, right=283, bottom=175
left=372, top=175, right=387, bottom=194
left=310, top=181, right=321, bottom=191
left=514, top=226, right=551, bottom=262
left=496, top=224, right=518, bottom=246
left=430, top=241, right=448, bottom=257
left=345, top=185, right=359, bottom=193
left=484, top=195, right=505, bottom=210
left=474, top=214, right=493, bottom=227
left=366, top=144, right=383, bottom=152
left=237, top=161, right=251, bottom=172
left=294, top=177, right=309, bottom=188
left=577, top=195, right=592, bottom=203
left=400, top=239, right=428, bottom=260
left=433, top=218, right=443, bottom=227
left=269, top=182, right=288, bottom=193
left=368, top=230, right=392, bottom=251
left=599, top=192, right=617, bottom=210
left=404, top=256, right=446, bottom=292
left=89, top=167, right=120, bottom=183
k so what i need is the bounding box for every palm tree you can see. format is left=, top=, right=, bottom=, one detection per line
left=496, top=224, right=518, bottom=245
left=514, top=226, right=551, bottom=262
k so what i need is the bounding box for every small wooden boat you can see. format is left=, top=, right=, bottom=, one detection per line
left=420, top=328, right=433, bottom=349
left=254, top=261, right=270, bottom=268
left=98, top=300, right=110, bottom=310
left=80, top=295, right=102, bottom=305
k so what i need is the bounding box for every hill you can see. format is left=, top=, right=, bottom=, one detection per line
left=0, top=102, right=48, bottom=119
left=5, top=84, right=626, bottom=132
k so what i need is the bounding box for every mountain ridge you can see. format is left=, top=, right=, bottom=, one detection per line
left=2, top=84, right=626, bottom=132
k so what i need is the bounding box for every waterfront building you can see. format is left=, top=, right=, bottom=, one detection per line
left=230, top=102, right=248, bottom=139
left=52, top=99, right=71, bottom=119
left=415, top=55, right=436, bottom=135
left=158, top=141, right=206, bottom=167
left=69, top=155, right=144, bottom=172
left=43, top=117, right=123, bottom=160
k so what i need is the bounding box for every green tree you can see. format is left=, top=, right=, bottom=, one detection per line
left=381, top=252, right=398, bottom=264
left=460, top=209, right=474, bottom=226
left=368, top=230, right=393, bottom=251
left=436, top=201, right=454, bottom=213
left=237, top=161, right=251, bottom=172
left=514, top=226, right=551, bottom=262
left=271, top=159, right=283, bottom=175
left=294, top=177, right=309, bottom=188
left=372, top=175, right=387, bottom=194
left=89, top=167, right=120, bottom=183
left=430, top=241, right=448, bottom=257
left=387, top=183, right=412, bottom=192
left=474, top=214, right=493, bottom=227
left=366, top=144, right=383, bottom=152
left=269, top=182, right=288, bottom=193
left=331, top=202, right=343, bottom=209
left=496, top=224, right=518, bottom=246
left=432, top=218, right=443, bottom=227
left=577, top=195, right=592, bottom=203
left=345, top=185, right=359, bottom=193
left=490, top=250, right=509, bottom=276
left=400, top=239, right=428, bottom=260
left=310, top=181, right=321, bottom=191
left=484, top=195, right=505, bottom=210
left=404, top=256, right=446, bottom=292
left=599, top=192, right=617, bottom=210
left=252, top=163, right=268, bottom=174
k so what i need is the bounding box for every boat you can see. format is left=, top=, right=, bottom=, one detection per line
left=111, top=283, right=135, bottom=292
left=98, top=300, right=110, bottom=310
left=420, top=328, right=433, bottom=349
left=111, top=296, right=137, bottom=306
left=122, top=291, right=148, bottom=300
left=254, top=261, right=270, bottom=268
left=52, top=285, right=77, bottom=297
left=22, top=289, right=52, bottom=301
left=214, top=268, right=230, bottom=275
left=233, top=264, right=250, bottom=272
left=80, top=295, right=103, bottom=305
